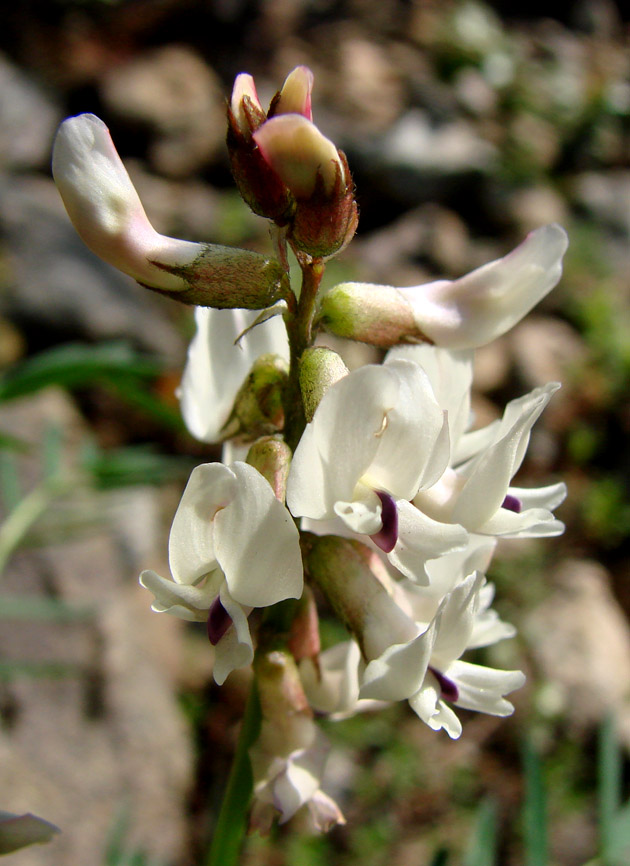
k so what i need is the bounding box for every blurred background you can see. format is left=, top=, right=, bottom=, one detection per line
left=0, top=1, right=629, bottom=864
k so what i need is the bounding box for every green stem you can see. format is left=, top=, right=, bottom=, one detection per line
left=206, top=677, right=261, bottom=866
left=283, top=256, right=324, bottom=451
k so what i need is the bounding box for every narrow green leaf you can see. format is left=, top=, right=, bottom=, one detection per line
left=42, top=424, right=65, bottom=480
left=206, top=680, right=261, bottom=866
left=0, top=343, right=152, bottom=400
left=606, top=800, right=630, bottom=866
left=523, top=738, right=548, bottom=866
left=0, top=660, right=82, bottom=680
left=599, top=715, right=622, bottom=862
left=0, top=595, right=94, bottom=623
left=0, top=452, right=23, bottom=511
left=464, top=799, right=498, bottom=866
left=0, top=475, right=75, bottom=576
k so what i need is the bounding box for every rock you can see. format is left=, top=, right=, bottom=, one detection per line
left=512, top=317, right=586, bottom=389
left=0, top=175, right=183, bottom=362
left=508, top=186, right=570, bottom=235
left=100, top=45, right=225, bottom=177
left=379, top=109, right=496, bottom=175
left=0, top=389, right=193, bottom=865
left=0, top=52, right=62, bottom=171
left=511, top=316, right=586, bottom=431
left=525, top=559, right=630, bottom=748
left=572, top=171, right=630, bottom=237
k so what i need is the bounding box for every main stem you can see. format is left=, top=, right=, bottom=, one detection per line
left=205, top=679, right=261, bottom=866
left=283, top=255, right=324, bottom=452
left=206, top=254, right=323, bottom=863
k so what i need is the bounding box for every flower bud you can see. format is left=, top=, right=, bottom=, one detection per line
left=246, top=435, right=293, bottom=502
left=227, top=67, right=358, bottom=256
left=299, top=346, right=349, bottom=422
left=320, top=224, right=568, bottom=349
left=304, top=535, right=417, bottom=659
left=253, top=114, right=342, bottom=200
left=224, top=353, right=288, bottom=441
left=54, top=114, right=291, bottom=309
left=227, top=72, right=295, bottom=223
left=269, top=65, right=314, bottom=120
left=229, top=73, right=266, bottom=136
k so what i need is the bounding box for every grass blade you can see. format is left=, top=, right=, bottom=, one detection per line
left=523, top=738, right=548, bottom=866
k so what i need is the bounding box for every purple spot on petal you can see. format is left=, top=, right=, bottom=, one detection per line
left=370, top=490, right=398, bottom=553
left=429, top=666, right=459, bottom=702
left=207, top=597, right=232, bottom=645
left=502, top=494, right=522, bottom=513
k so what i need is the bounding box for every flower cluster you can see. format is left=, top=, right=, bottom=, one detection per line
left=52, top=66, right=567, bottom=834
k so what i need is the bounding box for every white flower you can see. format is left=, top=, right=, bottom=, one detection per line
left=286, top=359, right=468, bottom=582
left=179, top=306, right=289, bottom=443
left=360, top=572, right=525, bottom=739
left=413, top=382, right=567, bottom=539
left=299, top=640, right=385, bottom=718
left=250, top=727, right=345, bottom=832
left=400, top=224, right=568, bottom=348
left=52, top=113, right=197, bottom=290
left=140, top=461, right=302, bottom=685
left=53, top=113, right=287, bottom=307
left=250, top=649, right=345, bottom=833
left=324, top=225, right=568, bottom=350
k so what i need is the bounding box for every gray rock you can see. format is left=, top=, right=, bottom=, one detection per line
left=0, top=175, right=184, bottom=363
left=0, top=389, right=193, bottom=866
left=0, top=53, right=62, bottom=171
left=526, top=559, right=630, bottom=748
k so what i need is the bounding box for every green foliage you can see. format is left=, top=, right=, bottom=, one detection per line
left=103, top=806, right=170, bottom=866
left=0, top=342, right=184, bottom=430
left=581, top=477, right=630, bottom=548
left=463, top=800, right=498, bottom=866
left=205, top=682, right=262, bottom=866
left=523, top=738, right=548, bottom=866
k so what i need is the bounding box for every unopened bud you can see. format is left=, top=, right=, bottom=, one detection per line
left=289, top=150, right=358, bottom=258
left=230, top=73, right=266, bottom=136
left=253, top=114, right=342, bottom=200
left=288, top=586, right=321, bottom=662
left=299, top=347, right=349, bottom=422
left=53, top=113, right=290, bottom=309
left=304, top=535, right=417, bottom=659
left=269, top=65, right=314, bottom=120
left=246, top=435, right=292, bottom=502
left=225, top=354, right=288, bottom=440
left=227, top=67, right=358, bottom=256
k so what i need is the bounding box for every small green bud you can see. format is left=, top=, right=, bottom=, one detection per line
left=299, top=347, right=349, bottom=422
left=226, top=353, right=288, bottom=441
left=246, top=435, right=292, bottom=502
